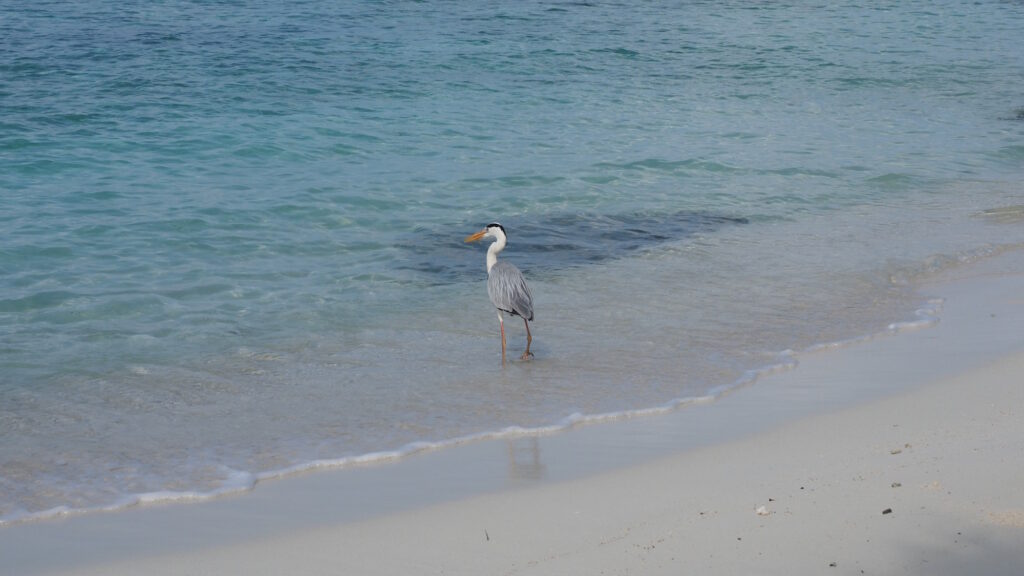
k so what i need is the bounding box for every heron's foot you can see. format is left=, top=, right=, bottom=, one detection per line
left=520, top=351, right=534, bottom=361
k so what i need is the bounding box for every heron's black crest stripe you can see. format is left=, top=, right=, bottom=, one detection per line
left=486, top=223, right=505, bottom=235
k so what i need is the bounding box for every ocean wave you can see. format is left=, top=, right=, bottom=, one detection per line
left=0, top=294, right=948, bottom=528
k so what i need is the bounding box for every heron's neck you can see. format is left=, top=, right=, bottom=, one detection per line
left=486, top=236, right=505, bottom=273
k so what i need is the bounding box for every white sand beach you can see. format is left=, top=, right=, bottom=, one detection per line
left=6, top=251, right=1024, bottom=576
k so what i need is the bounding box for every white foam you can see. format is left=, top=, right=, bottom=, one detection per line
left=887, top=298, right=944, bottom=332
left=805, top=298, right=944, bottom=354
left=0, top=469, right=257, bottom=527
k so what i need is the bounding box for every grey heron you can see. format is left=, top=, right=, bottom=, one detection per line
left=465, top=223, right=534, bottom=363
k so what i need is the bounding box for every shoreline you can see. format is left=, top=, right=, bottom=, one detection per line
left=5, top=250, right=1024, bottom=575
left=0, top=249, right=952, bottom=534
left=0, top=262, right=945, bottom=530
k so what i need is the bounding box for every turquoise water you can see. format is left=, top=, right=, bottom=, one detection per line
left=2, top=1, right=1024, bottom=522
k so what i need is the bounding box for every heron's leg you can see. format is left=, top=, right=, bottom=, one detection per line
left=497, top=310, right=506, bottom=364
left=520, top=319, right=533, bottom=360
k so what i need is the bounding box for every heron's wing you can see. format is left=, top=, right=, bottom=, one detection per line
left=487, top=261, right=534, bottom=321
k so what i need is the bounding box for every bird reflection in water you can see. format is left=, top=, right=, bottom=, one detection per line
left=507, top=436, right=546, bottom=481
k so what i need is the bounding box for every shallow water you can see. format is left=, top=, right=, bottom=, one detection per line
left=2, top=0, right=1024, bottom=522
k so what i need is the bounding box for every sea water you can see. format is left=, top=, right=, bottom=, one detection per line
left=2, top=0, right=1024, bottom=523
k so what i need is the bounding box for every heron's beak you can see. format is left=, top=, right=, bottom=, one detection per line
left=464, top=229, right=487, bottom=243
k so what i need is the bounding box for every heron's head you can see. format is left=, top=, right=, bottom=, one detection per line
left=464, top=222, right=506, bottom=243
